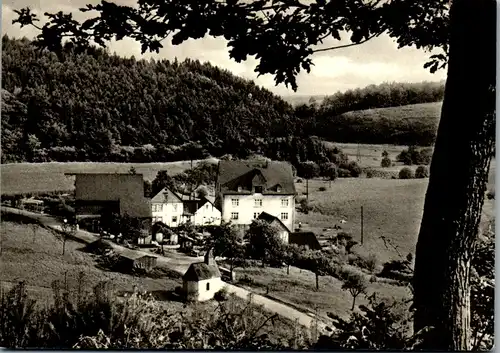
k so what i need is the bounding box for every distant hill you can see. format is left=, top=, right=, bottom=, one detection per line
left=317, top=102, right=442, bottom=146
left=282, top=95, right=327, bottom=106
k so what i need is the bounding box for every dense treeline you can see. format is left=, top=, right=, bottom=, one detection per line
left=1, top=36, right=301, bottom=164
left=2, top=36, right=444, bottom=164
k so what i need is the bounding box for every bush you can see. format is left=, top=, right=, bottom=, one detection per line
left=337, top=168, right=352, bottom=178
left=347, top=161, right=362, bottom=178
left=348, top=253, right=378, bottom=273
left=318, top=186, right=327, bottom=191
left=398, top=167, right=414, bottom=179
left=486, top=189, right=495, bottom=200
left=414, top=165, right=429, bottom=178
left=380, top=157, right=392, bottom=168
left=214, top=287, right=229, bottom=302
left=396, top=146, right=432, bottom=166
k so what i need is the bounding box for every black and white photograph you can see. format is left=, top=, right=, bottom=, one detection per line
left=0, top=0, right=496, bottom=350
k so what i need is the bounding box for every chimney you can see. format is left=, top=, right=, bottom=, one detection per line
left=204, top=248, right=216, bottom=266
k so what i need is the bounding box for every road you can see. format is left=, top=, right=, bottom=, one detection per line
left=1, top=206, right=328, bottom=333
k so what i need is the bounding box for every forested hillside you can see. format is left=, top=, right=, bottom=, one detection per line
left=2, top=36, right=305, bottom=163
left=2, top=36, right=445, bottom=164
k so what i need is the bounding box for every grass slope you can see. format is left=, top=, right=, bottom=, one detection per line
left=0, top=220, right=181, bottom=305
left=342, top=101, right=442, bottom=122
left=0, top=159, right=217, bottom=195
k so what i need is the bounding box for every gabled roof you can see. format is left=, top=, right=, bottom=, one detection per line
left=151, top=187, right=182, bottom=204
left=257, top=212, right=290, bottom=232
left=182, top=262, right=221, bottom=281
left=72, top=173, right=151, bottom=218
left=217, top=161, right=295, bottom=195
left=289, top=232, right=321, bottom=250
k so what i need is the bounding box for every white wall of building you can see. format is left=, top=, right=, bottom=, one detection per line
left=152, top=201, right=183, bottom=227
left=184, top=277, right=225, bottom=302
left=221, top=194, right=295, bottom=231
left=192, top=202, right=222, bottom=226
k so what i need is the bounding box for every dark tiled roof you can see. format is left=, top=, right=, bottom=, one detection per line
left=257, top=212, right=290, bottom=232
left=289, top=232, right=321, bottom=250
left=151, top=187, right=182, bottom=204
left=182, top=262, right=221, bottom=281
left=73, top=173, right=152, bottom=218
left=217, top=161, right=295, bottom=195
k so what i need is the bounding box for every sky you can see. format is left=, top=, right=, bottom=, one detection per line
left=2, top=0, right=447, bottom=97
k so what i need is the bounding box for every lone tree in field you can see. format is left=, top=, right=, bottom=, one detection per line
left=13, top=0, right=496, bottom=349
left=342, top=272, right=368, bottom=311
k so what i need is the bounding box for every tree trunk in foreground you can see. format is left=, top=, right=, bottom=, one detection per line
left=412, top=0, right=496, bottom=350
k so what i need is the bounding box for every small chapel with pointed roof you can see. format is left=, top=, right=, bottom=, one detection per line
left=182, top=249, right=224, bottom=301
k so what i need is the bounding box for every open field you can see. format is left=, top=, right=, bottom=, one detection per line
left=232, top=264, right=411, bottom=322
left=324, top=142, right=422, bottom=169
left=342, top=101, right=442, bottom=122
left=0, top=159, right=218, bottom=195
left=296, top=159, right=495, bottom=264
left=0, top=220, right=182, bottom=305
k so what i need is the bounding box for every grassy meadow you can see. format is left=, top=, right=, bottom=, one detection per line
left=0, top=159, right=218, bottom=195
left=0, top=219, right=182, bottom=306
left=233, top=264, right=411, bottom=322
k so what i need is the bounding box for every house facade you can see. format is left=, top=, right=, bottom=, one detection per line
left=151, top=187, right=184, bottom=227
left=182, top=198, right=222, bottom=226
left=215, top=160, right=296, bottom=233
left=151, top=188, right=221, bottom=228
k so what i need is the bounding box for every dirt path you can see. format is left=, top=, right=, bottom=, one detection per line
left=1, top=206, right=328, bottom=333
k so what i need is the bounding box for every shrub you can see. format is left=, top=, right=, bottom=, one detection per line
left=214, top=287, right=229, bottom=302
left=396, top=146, right=432, bottom=166
left=318, top=186, right=327, bottom=191
left=380, top=157, right=392, bottom=168
left=398, top=167, right=414, bottom=179
left=347, top=161, right=362, bottom=178
left=365, top=169, right=374, bottom=178
left=348, top=253, right=378, bottom=273
left=337, top=168, right=352, bottom=178
left=486, top=189, right=495, bottom=200
left=414, top=165, right=429, bottom=178
left=296, top=178, right=303, bottom=183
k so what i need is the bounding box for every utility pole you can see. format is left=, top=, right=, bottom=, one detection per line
left=361, top=206, right=364, bottom=245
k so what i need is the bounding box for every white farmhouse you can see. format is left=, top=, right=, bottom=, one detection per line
left=182, top=197, right=222, bottom=226
left=182, top=249, right=224, bottom=302
left=150, top=187, right=184, bottom=227
left=215, top=160, right=296, bottom=235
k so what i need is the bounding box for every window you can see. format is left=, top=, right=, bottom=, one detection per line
left=232, top=198, right=239, bottom=207
left=206, top=282, right=210, bottom=291
left=281, top=199, right=289, bottom=207
left=237, top=186, right=242, bottom=192
left=172, top=216, right=178, bottom=223
left=254, top=199, right=262, bottom=207
left=254, top=186, right=263, bottom=193
left=254, top=212, right=261, bottom=219
left=280, top=212, right=289, bottom=220
left=277, top=186, right=282, bottom=192
left=173, top=204, right=178, bottom=211
left=206, top=204, right=209, bottom=209
left=153, top=204, right=161, bottom=212
left=231, top=212, right=239, bottom=220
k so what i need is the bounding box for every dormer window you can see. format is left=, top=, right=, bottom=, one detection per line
left=237, top=186, right=242, bottom=192
left=276, top=185, right=282, bottom=193
left=254, top=186, right=263, bottom=194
